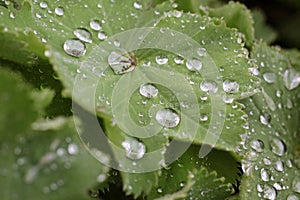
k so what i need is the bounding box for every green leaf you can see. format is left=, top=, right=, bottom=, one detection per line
left=252, top=9, right=277, bottom=44
left=239, top=42, right=300, bottom=199
left=208, top=1, right=255, bottom=46
left=0, top=68, right=110, bottom=200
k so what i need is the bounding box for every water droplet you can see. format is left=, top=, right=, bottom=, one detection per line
left=223, top=80, right=239, bottom=93
left=97, top=174, right=106, bottom=183
left=241, top=160, right=253, bottom=176
left=262, top=89, right=276, bottom=111
left=67, top=143, right=79, bottom=155
left=157, top=187, right=163, bottom=193
left=197, top=47, right=206, bottom=57
left=250, top=139, right=264, bottom=152
left=263, top=72, right=276, bottom=83
left=270, top=138, right=286, bottom=156
left=263, top=185, right=276, bottom=200
left=98, top=32, right=107, bottom=40
left=156, top=108, right=180, bottom=128
left=108, top=51, right=136, bottom=75
left=260, top=112, right=271, bottom=125
left=274, top=160, right=284, bottom=172
left=73, top=28, right=92, bottom=43
left=139, top=83, right=158, bottom=98
left=90, top=20, right=102, bottom=31
left=283, top=68, right=300, bottom=90
left=155, top=55, right=168, bottom=65
left=287, top=99, right=293, bottom=109
left=174, top=56, right=184, bottom=64
left=39, top=1, right=48, bottom=9
left=248, top=67, right=259, bottom=76
left=287, top=194, right=299, bottom=200
left=260, top=168, right=270, bottom=182
left=54, top=7, right=64, bottom=16
left=133, top=1, right=142, bottom=9
left=25, top=166, right=40, bottom=184
left=121, top=137, right=146, bottom=160
left=292, top=177, right=300, bottom=193
left=200, top=80, right=218, bottom=93
left=200, top=114, right=208, bottom=122
left=63, top=39, right=86, bottom=57
left=186, top=58, right=202, bottom=71
left=263, top=158, right=272, bottom=165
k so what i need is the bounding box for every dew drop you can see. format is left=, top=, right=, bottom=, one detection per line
left=155, top=55, right=168, bottom=65
left=90, top=20, right=102, bottom=31
left=200, top=80, right=218, bottom=94
left=186, top=58, right=202, bottom=71
left=269, top=138, right=286, bottom=156
left=196, top=47, right=206, bottom=57
left=200, top=114, right=208, bottom=122
left=250, top=139, right=264, bottom=152
left=108, top=51, right=136, bottom=75
left=67, top=143, right=79, bottom=155
left=121, top=137, right=146, bottom=160
left=260, top=168, right=270, bottom=182
left=63, top=39, right=86, bottom=57
left=283, top=68, right=300, bottom=90
left=248, top=67, right=259, bottom=76
left=263, top=185, right=276, bottom=200
left=263, top=72, right=276, bottom=83
left=139, top=83, right=158, bottom=98
left=174, top=56, right=184, bottom=65
left=223, top=80, right=239, bottom=93
left=98, top=32, right=107, bottom=40
left=262, top=89, right=276, bottom=111
left=274, top=160, right=284, bottom=172
left=260, top=112, right=271, bottom=125
left=97, top=174, right=107, bottom=183
left=156, top=108, right=180, bottom=128
left=54, top=7, right=64, bottom=16
left=73, top=28, right=92, bottom=43
left=39, top=1, right=48, bottom=9
left=292, top=177, right=300, bottom=193
left=133, top=1, right=142, bottom=10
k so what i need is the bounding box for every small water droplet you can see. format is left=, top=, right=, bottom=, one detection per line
left=133, top=1, right=142, bottom=9
left=250, top=139, right=264, bottom=152
left=263, top=158, right=272, bottom=165
left=97, top=174, right=107, bottom=183
left=287, top=99, right=293, bottom=109
left=274, top=160, right=284, bottom=172
left=139, top=83, right=158, bottom=98
left=200, top=80, right=218, bottom=93
left=98, top=32, right=107, bottom=40
left=39, top=1, right=48, bottom=9
left=155, top=55, right=168, bottom=65
left=223, top=80, right=239, bottom=93
left=270, top=138, right=286, bottom=156
left=67, top=143, right=79, bottom=155
left=73, top=28, right=92, bottom=43
left=248, top=67, right=259, bottom=76
left=157, top=187, right=163, bottom=193
left=260, top=168, right=270, bottom=182
left=197, top=47, right=206, bottom=57
left=283, top=68, right=300, bottom=90
left=174, top=56, right=184, bottom=64
left=200, top=114, right=208, bottom=122
left=63, top=39, right=86, bottom=57
left=54, top=7, right=64, bottom=16
left=186, top=58, right=202, bottom=71
left=260, top=112, right=271, bottom=125
left=292, top=177, right=300, bottom=193
left=90, top=20, right=102, bottom=31
left=156, top=108, right=180, bottom=128
left=121, top=137, right=146, bottom=160
left=262, top=89, right=276, bottom=111
left=108, top=51, right=136, bottom=75
left=263, top=185, right=276, bottom=200
left=263, top=72, right=276, bottom=83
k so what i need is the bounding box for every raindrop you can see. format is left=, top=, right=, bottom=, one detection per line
left=133, top=1, right=142, bottom=10
left=73, top=28, right=92, bottom=43
left=269, top=138, right=286, bottom=156
left=108, top=51, right=136, bottom=75
left=67, top=143, right=79, bottom=155
left=292, top=177, right=300, bottom=193
left=223, top=80, right=239, bottom=93
left=186, top=58, right=202, bottom=71
left=155, top=55, right=168, bottom=65
left=197, top=47, right=206, bottom=57
left=63, top=39, right=86, bottom=57
left=174, top=56, right=184, bottom=65
left=98, top=32, right=107, bottom=40
left=200, top=80, right=218, bottom=93
left=200, top=114, right=208, bottom=122
left=139, top=83, right=158, bottom=98
left=39, top=1, right=48, bottom=9
left=121, top=137, right=146, bottom=160
left=274, top=160, right=284, bottom=172
left=250, top=139, right=264, bottom=152
left=283, top=68, right=300, bottom=90
left=90, top=20, right=102, bottom=31
left=260, top=112, right=271, bottom=125
left=260, top=168, right=270, bottom=182
left=54, top=7, right=64, bottom=16
left=248, top=67, right=259, bottom=76
left=263, top=185, right=276, bottom=200
left=263, top=72, right=276, bottom=83
left=156, top=108, right=180, bottom=128
left=263, top=158, right=272, bottom=165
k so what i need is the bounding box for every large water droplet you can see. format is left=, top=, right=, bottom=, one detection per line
left=63, top=39, right=86, bottom=57
left=54, top=7, right=64, bottom=16
left=73, top=28, right=92, bottom=43
left=292, top=177, right=300, bottom=193
left=155, top=55, right=168, bottom=65
left=186, top=58, right=202, bottom=71
left=200, top=80, right=218, bottom=93
left=263, top=72, right=276, bottom=83
left=196, top=47, right=206, bottom=57
left=156, top=108, right=180, bottom=128
left=223, top=80, right=239, bottom=93
left=139, top=83, right=158, bottom=98
left=274, top=160, right=284, bottom=172
left=108, top=51, right=136, bottom=74
left=90, top=20, right=102, bottom=31
left=260, top=168, right=270, bottom=182
left=263, top=185, right=276, bottom=200
left=283, top=68, right=300, bottom=90
left=250, top=139, right=264, bottom=152
left=121, top=137, right=146, bottom=160
left=270, top=138, right=286, bottom=156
